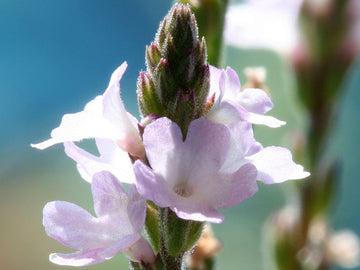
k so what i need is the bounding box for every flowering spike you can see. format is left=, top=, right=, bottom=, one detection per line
left=137, top=3, right=210, bottom=137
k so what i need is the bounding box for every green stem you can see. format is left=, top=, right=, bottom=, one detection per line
left=159, top=236, right=184, bottom=270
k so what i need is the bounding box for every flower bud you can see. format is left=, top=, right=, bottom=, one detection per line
left=137, top=3, right=210, bottom=137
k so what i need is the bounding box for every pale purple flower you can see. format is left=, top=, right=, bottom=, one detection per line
left=134, top=117, right=259, bottom=224
left=43, top=171, right=155, bottom=266
left=32, top=62, right=140, bottom=183
left=224, top=120, right=310, bottom=184
left=224, top=0, right=303, bottom=55
left=63, top=139, right=135, bottom=184
left=133, top=115, right=309, bottom=224
left=206, top=65, right=285, bottom=128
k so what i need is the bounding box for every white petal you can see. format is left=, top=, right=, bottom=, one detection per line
left=91, top=171, right=145, bottom=236
left=49, top=249, right=107, bottom=266
left=246, top=112, right=286, bottom=128
left=206, top=100, right=248, bottom=124
left=222, top=67, right=241, bottom=100
left=31, top=110, right=120, bottom=150
left=102, top=63, right=144, bottom=157
left=43, top=201, right=115, bottom=250
left=237, top=88, right=273, bottom=114
left=248, top=146, right=310, bottom=184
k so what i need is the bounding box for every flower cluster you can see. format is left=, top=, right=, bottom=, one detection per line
left=32, top=3, right=309, bottom=268
left=32, top=61, right=309, bottom=266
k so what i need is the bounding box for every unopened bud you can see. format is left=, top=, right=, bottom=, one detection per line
left=137, top=72, right=164, bottom=116
left=146, top=42, right=161, bottom=75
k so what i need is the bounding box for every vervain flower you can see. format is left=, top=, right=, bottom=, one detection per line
left=206, top=65, right=285, bottom=128
left=43, top=171, right=155, bottom=266
left=134, top=116, right=308, bottom=224
left=224, top=120, right=310, bottom=184
left=134, top=117, right=259, bottom=224
left=32, top=62, right=140, bottom=183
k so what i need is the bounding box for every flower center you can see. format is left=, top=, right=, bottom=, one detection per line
left=173, top=183, right=192, bottom=198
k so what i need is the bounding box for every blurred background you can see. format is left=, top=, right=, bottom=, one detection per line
left=0, top=0, right=359, bottom=269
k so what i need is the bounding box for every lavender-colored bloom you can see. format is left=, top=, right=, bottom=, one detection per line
left=43, top=171, right=155, bottom=266
left=206, top=65, right=285, bottom=128
left=134, top=117, right=258, bottom=224
left=206, top=67, right=309, bottom=183
left=32, top=62, right=140, bottom=183
left=134, top=116, right=309, bottom=224
left=224, top=120, right=310, bottom=184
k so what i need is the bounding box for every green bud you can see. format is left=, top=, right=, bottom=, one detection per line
left=178, top=0, right=229, bottom=66
left=137, top=3, right=210, bottom=138
left=146, top=42, right=162, bottom=76
left=137, top=71, right=165, bottom=116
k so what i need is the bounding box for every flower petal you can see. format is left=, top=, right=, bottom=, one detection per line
left=221, top=121, right=262, bottom=174
left=141, top=117, right=185, bottom=180
left=188, top=163, right=258, bottom=210
left=32, top=62, right=144, bottom=158
left=127, top=185, right=147, bottom=233
left=99, top=234, right=141, bottom=260
left=92, top=171, right=129, bottom=217
left=143, top=117, right=230, bottom=183
left=172, top=204, right=225, bottom=224
left=64, top=140, right=135, bottom=184
left=248, top=146, right=310, bottom=184
left=137, top=117, right=259, bottom=223
left=237, top=88, right=273, bottom=114
left=246, top=112, right=286, bottom=128
left=206, top=100, right=248, bottom=124
left=31, top=110, right=120, bottom=150
left=122, top=236, right=156, bottom=264
left=134, top=160, right=176, bottom=208
left=43, top=201, right=114, bottom=250
left=49, top=249, right=108, bottom=266
left=213, top=163, right=258, bottom=209
left=222, top=67, right=241, bottom=100
left=209, top=65, right=223, bottom=98
left=91, top=171, right=145, bottom=237
left=102, top=63, right=144, bottom=157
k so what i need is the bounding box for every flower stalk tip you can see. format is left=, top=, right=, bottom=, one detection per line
left=137, top=3, right=210, bottom=137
